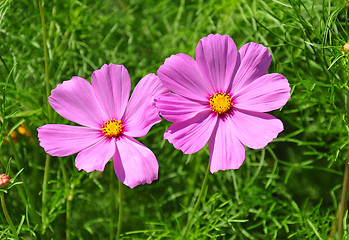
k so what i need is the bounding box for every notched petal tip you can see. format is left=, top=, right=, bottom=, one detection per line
left=114, top=137, right=159, bottom=189
left=199, top=33, right=232, bottom=42
left=233, top=73, right=291, bottom=112
left=37, top=124, right=104, bottom=157
left=232, top=110, right=284, bottom=150
left=157, top=53, right=212, bottom=101
left=48, top=76, right=107, bottom=128
left=91, top=63, right=131, bottom=120
left=125, top=173, right=158, bottom=189
left=209, top=163, right=243, bottom=174
left=163, top=111, right=217, bottom=155
left=196, top=33, right=238, bottom=93
left=231, top=42, right=273, bottom=93
left=208, top=118, right=246, bottom=173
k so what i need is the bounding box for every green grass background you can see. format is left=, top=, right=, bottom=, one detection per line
left=0, top=0, right=349, bottom=239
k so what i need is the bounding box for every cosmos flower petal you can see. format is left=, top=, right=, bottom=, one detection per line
left=233, top=73, right=291, bottom=112
left=158, top=53, right=213, bottom=101
left=155, top=93, right=208, bottom=122
left=196, top=34, right=238, bottom=92
left=231, top=109, right=284, bottom=149
left=37, top=124, right=104, bottom=157
left=91, top=64, right=131, bottom=119
left=113, top=136, right=158, bottom=188
left=123, top=73, right=168, bottom=138
left=75, top=138, right=116, bottom=173
left=164, top=111, right=217, bottom=154
left=231, top=42, right=272, bottom=93
left=209, top=118, right=245, bottom=173
left=49, top=77, right=108, bottom=129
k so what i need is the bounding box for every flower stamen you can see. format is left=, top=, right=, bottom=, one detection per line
left=102, top=119, right=123, bottom=138
left=210, top=92, right=233, bottom=114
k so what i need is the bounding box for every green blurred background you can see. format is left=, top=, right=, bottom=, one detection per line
left=0, top=0, right=348, bottom=239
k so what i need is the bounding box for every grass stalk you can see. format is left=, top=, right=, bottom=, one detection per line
left=41, top=154, right=50, bottom=233
left=330, top=89, right=349, bottom=239
left=336, top=147, right=349, bottom=239
left=58, top=158, right=68, bottom=186
left=58, top=157, right=70, bottom=240
left=116, top=179, right=123, bottom=240
left=109, top=165, right=116, bottom=240
left=66, top=183, right=74, bottom=240
left=1, top=192, right=19, bottom=240
left=38, top=0, right=51, bottom=120
left=182, top=161, right=210, bottom=237
left=183, top=153, right=202, bottom=208
left=38, top=0, right=52, bottom=234
left=337, top=88, right=349, bottom=239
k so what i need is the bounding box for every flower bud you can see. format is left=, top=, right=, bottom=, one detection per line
left=0, top=174, right=10, bottom=187
left=343, top=43, right=349, bottom=53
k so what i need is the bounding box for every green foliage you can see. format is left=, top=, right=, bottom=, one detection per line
left=0, top=0, right=348, bottom=239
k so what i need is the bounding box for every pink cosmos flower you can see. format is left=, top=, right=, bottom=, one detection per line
left=38, top=64, right=168, bottom=188
left=156, top=34, right=291, bottom=173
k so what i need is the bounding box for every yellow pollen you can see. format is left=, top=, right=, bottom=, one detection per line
left=102, top=119, right=123, bottom=138
left=209, top=92, right=233, bottom=114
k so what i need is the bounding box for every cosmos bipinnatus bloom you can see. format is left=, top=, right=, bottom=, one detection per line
left=156, top=34, right=291, bottom=173
left=38, top=64, right=168, bottom=188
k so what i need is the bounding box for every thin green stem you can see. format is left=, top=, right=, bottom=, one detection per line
left=66, top=183, right=74, bottom=240
left=116, top=179, right=123, bottom=240
left=338, top=89, right=349, bottom=239
left=59, top=158, right=68, bottom=185
left=182, top=161, right=210, bottom=237
left=41, top=154, right=50, bottom=233
left=48, top=0, right=57, bottom=39
left=38, top=0, right=52, bottom=121
left=58, top=157, right=70, bottom=240
left=38, top=0, right=52, bottom=234
left=0, top=55, right=16, bottom=90
left=110, top=166, right=116, bottom=240
left=337, top=147, right=349, bottom=240
left=330, top=89, right=349, bottom=240
left=1, top=192, right=19, bottom=240
left=183, top=154, right=202, bottom=208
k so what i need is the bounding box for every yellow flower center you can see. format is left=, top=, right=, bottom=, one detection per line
left=102, top=119, right=123, bottom=138
left=209, top=92, right=233, bottom=114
